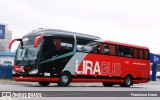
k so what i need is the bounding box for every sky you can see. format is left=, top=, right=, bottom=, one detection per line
left=0, top=0, right=160, bottom=53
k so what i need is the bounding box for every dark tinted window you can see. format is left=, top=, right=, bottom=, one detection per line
left=97, top=43, right=109, bottom=54
left=117, top=46, right=133, bottom=57
left=144, top=50, right=149, bottom=60
left=134, top=48, right=138, bottom=58
left=138, top=49, right=144, bottom=59
left=77, top=38, right=100, bottom=53
left=53, top=36, right=74, bottom=54
left=41, top=36, right=74, bottom=61
left=108, top=44, right=116, bottom=55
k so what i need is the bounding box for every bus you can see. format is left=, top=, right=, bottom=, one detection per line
left=9, top=29, right=150, bottom=87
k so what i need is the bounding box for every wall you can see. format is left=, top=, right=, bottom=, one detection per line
left=0, top=56, right=14, bottom=64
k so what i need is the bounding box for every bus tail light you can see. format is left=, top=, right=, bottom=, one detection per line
left=9, top=38, right=22, bottom=49
left=34, top=36, right=44, bottom=48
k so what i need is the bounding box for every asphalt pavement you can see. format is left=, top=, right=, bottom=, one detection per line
left=0, top=79, right=159, bottom=100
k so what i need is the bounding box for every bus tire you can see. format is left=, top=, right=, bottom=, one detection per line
left=57, top=72, right=71, bottom=87
left=38, top=82, right=50, bottom=86
left=120, top=75, right=132, bottom=87
left=102, top=82, right=113, bottom=87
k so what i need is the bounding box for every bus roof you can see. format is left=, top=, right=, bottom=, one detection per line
left=25, top=28, right=101, bottom=40
left=104, top=40, right=149, bottom=50
left=25, top=28, right=149, bottom=50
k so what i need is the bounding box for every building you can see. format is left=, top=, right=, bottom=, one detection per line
left=0, top=24, right=12, bottom=52
left=0, top=52, right=15, bottom=65
left=0, top=24, right=14, bottom=64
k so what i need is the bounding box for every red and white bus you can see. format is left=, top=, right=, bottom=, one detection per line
left=9, top=29, right=150, bottom=87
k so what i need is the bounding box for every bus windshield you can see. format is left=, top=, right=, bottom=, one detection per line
left=15, top=36, right=42, bottom=65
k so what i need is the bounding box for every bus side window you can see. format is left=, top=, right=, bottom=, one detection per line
left=62, top=41, right=73, bottom=50
left=61, top=38, right=74, bottom=52
left=54, top=39, right=61, bottom=50
left=117, top=46, right=124, bottom=56
left=133, top=48, right=138, bottom=58
left=144, top=50, right=149, bottom=60
left=77, top=39, right=91, bottom=52
left=138, top=49, right=144, bottom=59
left=98, top=44, right=105, bottom=54
left=53, top=37, right=74, bottom=55
left=104, top=44, right=109, bottom=54
left=130, top=48, right=133, bottom=57
left=117, top=46, right=133, bottom=57
left=108, top=44, right=116, bottom=55
left=77, top=38, right=96, bottom=53
left=92, top=46, right=98, bottom=53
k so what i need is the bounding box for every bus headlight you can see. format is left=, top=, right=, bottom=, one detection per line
left=29, top=69, right=38, bottom=74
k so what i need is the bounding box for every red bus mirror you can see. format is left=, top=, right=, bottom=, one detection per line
left=34, top=36, right=44, bottom=48
left=9, top=38, right=22, bottom=49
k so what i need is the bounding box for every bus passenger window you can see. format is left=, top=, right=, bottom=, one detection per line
left=117, top=46, right=124, bottom=56
left=60, top=38, right=74, bottom=53
left=144, top=50, right=149, bottom=59
left=54, top=39, right=61, bottom=50
left=138, top=49, right=144, bottom=59
left=77, top=39, right=92, bottom=52
left=77, top=38, right=99, bottom=53
left=92, top=46, right=98, bottom=53
left=117, top=46, right=133, bottom=57
left=104, top=44, right=109, bottom=54
left=108, top=44, right=116, bottom=55
left=52, top=36, right=74, bottom=55
left=98, top=44, right=105, bottom=54
left=133, top=48, right=138, bottom=58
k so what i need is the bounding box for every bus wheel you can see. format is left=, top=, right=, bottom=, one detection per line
left=120, top=75, right=132, bottom=87
left=38, top=82, right=50, bottom=86
left=102, top=82, right=113, bottom=87
left=57, top=72, right=71, bottom=87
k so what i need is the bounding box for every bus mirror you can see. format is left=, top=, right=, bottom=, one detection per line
left=9, top=38, right=22, bottom=49
left=34, top=36, right=44, bottom=48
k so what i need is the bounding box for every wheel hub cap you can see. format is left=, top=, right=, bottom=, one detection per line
left=126, top=77, right=131, bottom=85
left=62, top=76, right=68, bottom=83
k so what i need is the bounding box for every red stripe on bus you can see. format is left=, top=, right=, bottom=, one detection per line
left=13, top=77, right=124, bottom=83
left=13, top=77, right=148, bottom=83
left=13, top=77, right=59, bottom=82
left=72, top=78, right=124, bottom=83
